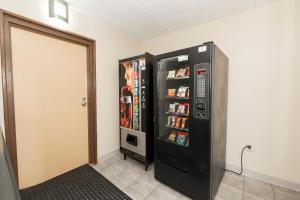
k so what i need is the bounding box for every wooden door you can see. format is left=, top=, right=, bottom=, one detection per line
left=10, top=26, right=89, bottom=189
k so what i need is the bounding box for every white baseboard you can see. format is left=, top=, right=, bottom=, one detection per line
left=226, top=163, right=300, bottom=192
left=98, top=149, right=120, bottom=162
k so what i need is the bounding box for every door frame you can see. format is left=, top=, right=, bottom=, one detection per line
left=0, top=9, right=97, bottom=184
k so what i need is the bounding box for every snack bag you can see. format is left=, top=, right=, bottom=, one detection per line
left=168, top=132, right=177, bottom=142
left=167, top=116, right=172, bottom=126
left=169, top=102, right=179, bottom=113
left=175, top=117, right=182, bottom=128
left=176, top=132, right=189, bottom=146
left=167, top=70, right=176, bottom=79
left=177, top=104, right=186, bottom=114
left=171, top=115, right=177, bottom=127
left=169, top=104, right=175, bottom=113
left=167, top=89, right=176, bottom=97
left=177, top=86, right=189, bottom=98
left=185, top=66, right=190, bottom=77
left=181, top=118, right=188, bottom=129
left=186, top=88, right=190, bottom=98
left=176, top=68, right=186, bottom=78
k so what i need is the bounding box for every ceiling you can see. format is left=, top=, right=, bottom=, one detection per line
left=69, top=0, right=275, bottom=40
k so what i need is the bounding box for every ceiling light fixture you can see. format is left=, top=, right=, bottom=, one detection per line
left=49, top=0, right=69, bottom=23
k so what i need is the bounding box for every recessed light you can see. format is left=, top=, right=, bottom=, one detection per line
left=49, top=0, right=69, bottom=23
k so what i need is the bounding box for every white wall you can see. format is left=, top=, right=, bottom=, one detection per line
left=142, top=0, right=299, bottom=187
left=0, top=0, right=142, bottom=157
left=292, top=0, right=300, bottom=185
left=1, top=0, right=299, bottom=190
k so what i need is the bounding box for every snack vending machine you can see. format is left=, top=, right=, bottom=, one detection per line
left=119, top=53, right=154, bottom=170
left=154, top=42, right=228, bottom=200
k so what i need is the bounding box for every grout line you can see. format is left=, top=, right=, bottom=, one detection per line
left=143, top=184, right=160, bottom=200
left=131, top=0, right=174, bottom=33
left=122, top=160, right=147, bottom=191
left=271, top=185, right=277, bottom=200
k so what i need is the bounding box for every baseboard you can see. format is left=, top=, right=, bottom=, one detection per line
left=98, top=149, right=120, bottom=162
left=226, top=163, right=300, bottom=192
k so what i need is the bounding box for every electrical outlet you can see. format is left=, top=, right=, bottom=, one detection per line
left=246, top=145, right=252, bottom=151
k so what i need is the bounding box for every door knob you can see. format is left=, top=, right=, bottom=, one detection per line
left=81, top=97, right=87, bottom=106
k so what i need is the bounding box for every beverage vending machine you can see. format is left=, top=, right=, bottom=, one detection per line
left=153, top=42, right=228, bottom=199
left=119, top=53, right=154, bottom=170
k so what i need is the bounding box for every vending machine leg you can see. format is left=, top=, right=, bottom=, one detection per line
left=145, top=163, right=148, bottom=171
left=124, top=153, right=127, bottom=160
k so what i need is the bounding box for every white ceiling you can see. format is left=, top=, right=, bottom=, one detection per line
left=69, top=0, right=275, bottom=40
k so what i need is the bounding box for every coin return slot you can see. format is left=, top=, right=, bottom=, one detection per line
left=126, top=134, right=138, bottom=146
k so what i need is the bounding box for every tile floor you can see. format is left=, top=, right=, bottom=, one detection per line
left=92, top=153, right=300, bottom=200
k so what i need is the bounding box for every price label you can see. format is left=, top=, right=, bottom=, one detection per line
left=198, top=46, right=207, bottom=53
left=178, top=55, right=189, bottom=62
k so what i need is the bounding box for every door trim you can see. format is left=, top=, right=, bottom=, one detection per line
left=0, top=9, right=97, bottom=184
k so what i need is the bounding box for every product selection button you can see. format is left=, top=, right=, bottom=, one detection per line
left=142, top=96, right=146, bottom=102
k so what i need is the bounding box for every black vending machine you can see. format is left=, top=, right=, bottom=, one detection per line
left=153, top=42, right=228, bottom=200
left=119, top=53, right=154, bottom=170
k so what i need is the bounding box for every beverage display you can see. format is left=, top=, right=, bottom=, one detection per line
left=119, top=53, right=154, bottom=170
left=154, top=42, right=228, bottom=200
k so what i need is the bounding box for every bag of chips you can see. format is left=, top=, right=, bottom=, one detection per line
left=167, top=89, right=176, bottom=97
left=177, top=86, right=189, bottom=98
left=171, top=115, right=177, bottom=127
left=177, top=104, right=186, bottom=114
left=169, top=103, right=179, bottom=113
left=167, top=70, right=176, bottom=79
left=167, top=116, right=172, bottom=126
left=185, top=66, right=190, bottom=77
left=168, top=132, right=177, bottom=142
left=176, top=68, right=186, bottom=78
left=181, top=118, right=188, bottom=129
left=175, top=117, right=182, bottom=128
left=176, top=132, right=189, bottom=146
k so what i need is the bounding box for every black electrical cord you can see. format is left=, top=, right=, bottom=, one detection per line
left=226, top=145, right=251, bottom=175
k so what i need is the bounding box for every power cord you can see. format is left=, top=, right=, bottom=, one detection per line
left=226, top=145, right=251, bottom=175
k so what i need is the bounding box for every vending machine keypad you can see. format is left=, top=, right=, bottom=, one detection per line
left=194, top=64, right=210, bottom=119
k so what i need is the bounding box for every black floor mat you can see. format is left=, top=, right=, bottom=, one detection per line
left=20, top=164, right=132, bottom=200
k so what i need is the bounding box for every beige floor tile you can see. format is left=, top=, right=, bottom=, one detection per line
left=244, top=192, right=265, bottom=200
left=93, top=154, right=123, bottom=170
left=244, top=177, right=274, bottom=200
left=272, top=185, right=300, bottom=200
left=139, top=171, right=160, bottom=187
left=148, top=163, right=154, bottom=170
left=95, top=153, right=300, bottom=200
left=98, top=160, right=128, bottom=179
left=177, top=193, right=192, bottom=200
left=124, top=176, right=158, bottom=200
left=145, top=184, right=179, bottom=200
left=110, top=170, right=140, bottom=190
left=122, top=157, right=143, bottom=168
left=216, top=182, right=243, bottom=200
left=222, top=171, right=244, bottom=190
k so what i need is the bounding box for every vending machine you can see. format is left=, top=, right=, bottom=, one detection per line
left=153, top=42, right=228, bottom=199
left=119, top=53, right=154, bottom=170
